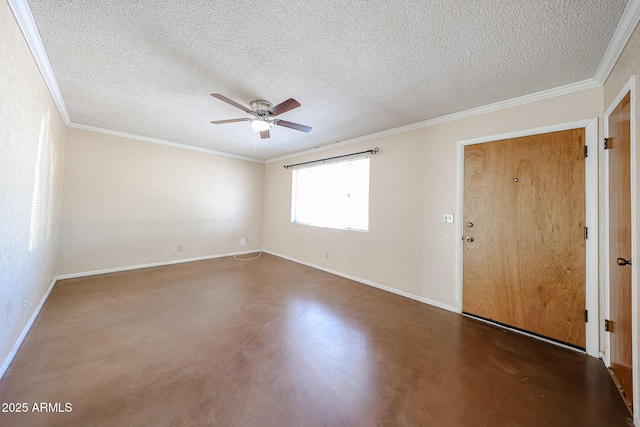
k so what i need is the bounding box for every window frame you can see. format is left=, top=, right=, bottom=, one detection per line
left=290, top=156, right=371, bottom=232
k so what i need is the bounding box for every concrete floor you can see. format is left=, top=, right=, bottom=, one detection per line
left=0, top=254, right=633, bottom=426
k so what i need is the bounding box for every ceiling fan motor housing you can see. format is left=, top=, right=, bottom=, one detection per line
left=250, top=100, right=273, bottom=117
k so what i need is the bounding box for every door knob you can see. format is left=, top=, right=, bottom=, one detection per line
left=617, top=257, right=632, bottom=266
left=465, top=236, right=474, bottom=243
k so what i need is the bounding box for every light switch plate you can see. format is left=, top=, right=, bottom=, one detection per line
left=443, top=213, right=454, bottom=223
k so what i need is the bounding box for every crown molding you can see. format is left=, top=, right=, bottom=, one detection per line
left=266, top=78, right=601, bottom=164
left=67, top=123, right=265, bottom=163
left=7, top=0, right=70, bottom=124
left=594, top=0, right=640, bottom=84
left=10, top=0, right=638, bottom=163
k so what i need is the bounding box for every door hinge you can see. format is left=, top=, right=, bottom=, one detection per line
left=584, top=226, right=588, bottom=240
left=604, top=138, right=610, bottom=149
left=584, top=309, right=588, bottom=323
left=605, top=319, right=611, bottom=332
left=584, top=145, right=588, bottom=158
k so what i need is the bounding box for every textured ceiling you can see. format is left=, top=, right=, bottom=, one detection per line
left=26, top=0, right=628, bottom=160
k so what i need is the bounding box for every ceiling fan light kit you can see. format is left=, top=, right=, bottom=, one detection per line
left=210, top=93, right=312, bottom=139
left=250, top=119, right=271, bottom=131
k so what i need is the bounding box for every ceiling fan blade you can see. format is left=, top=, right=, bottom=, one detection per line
left=276, top=120, right=312, bottom=133
left=210, top=118, right=251, bottom=124
left=268, top=98, right=301, bottom=116
left=211, top=93, right=253, bottom=114
left=260, top=130, right=270, bottom=139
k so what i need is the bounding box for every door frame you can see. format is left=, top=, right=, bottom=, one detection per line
left=456, top=119, right=599, bottom=356
left=603, top=75, right=637, bottom=416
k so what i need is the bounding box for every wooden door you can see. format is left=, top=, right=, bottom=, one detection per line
left=463, top=129, right=586, bottom=348
left=608, top=92, right=633, bottom=409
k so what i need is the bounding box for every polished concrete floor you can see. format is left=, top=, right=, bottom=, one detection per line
left=0, top=254, right=633, bottom=426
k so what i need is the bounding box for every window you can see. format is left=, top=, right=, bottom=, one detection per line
left=291, top=157, right=370, bottom=231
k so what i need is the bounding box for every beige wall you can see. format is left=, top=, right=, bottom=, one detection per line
left=603, top=21, right=640, bottom=420
left=2, top=0, right=634, bottom=393
left=263, top=88, right=602, bottom=310
left=0, top=0, right=66, bottom=373
left=58, top=128, right=264, bottom=275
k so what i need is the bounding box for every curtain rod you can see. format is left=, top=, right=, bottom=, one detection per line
left=283, top=147, right=379, bottom=169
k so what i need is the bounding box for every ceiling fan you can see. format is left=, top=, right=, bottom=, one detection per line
left=210, top=93, right=312, bottom=139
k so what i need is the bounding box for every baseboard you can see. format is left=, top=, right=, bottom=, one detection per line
left=56, top=250, right=259, bottom=280
left=263, top=250, right=458, bottom=313
left=2, top=249, right=452, bottom=380
left=0, top=276, right=57, bottom=380
left=1, top=249, right=259, bottom=379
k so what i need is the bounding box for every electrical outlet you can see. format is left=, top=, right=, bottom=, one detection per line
left=22, top=296, right=26, bottom=312
left=177, top=245, right=183, bottom=252
left=248, top=237, right=253, bottom=243
left=325, top=252, right=329, bottom=259
left=443, top=213, right=454, bottom=223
